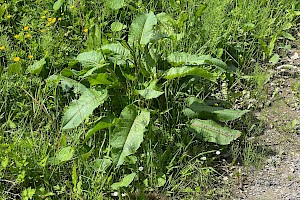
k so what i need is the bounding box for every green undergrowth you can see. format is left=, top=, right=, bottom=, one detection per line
left=0, top=0, right=300, bottom=199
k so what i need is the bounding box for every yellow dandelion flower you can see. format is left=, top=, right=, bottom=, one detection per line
left=58, top=17, right=62, bottom=22
left=41, top=15, right=46, bottom=19
left=0, top=46, right=5, bottom=50
left=14, top=34, right=19, bottom=39
left=13, top=57, right=21, bottom=62
left=23, top=26, right=29, bottom=31
left=6, top=15, right=12, bottom=19
left=40, top=29, right=46, bottom=33
left=214, top=103, right=219, bottom=107
left=28, top=55, right=33, bottom=59
left=83, top=28, right=88, bottom=33
left=47, top=18, right=52, bottom=22
left=25, top=34, right=31, bottom=38
left=70, top=5, right=75, bottom=9
left=51, top=18, right=56, bottom=23
left=46, top=22, right=51, bottom=27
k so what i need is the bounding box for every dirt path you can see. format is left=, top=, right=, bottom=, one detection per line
left=234, top=40, right=300, bottom=199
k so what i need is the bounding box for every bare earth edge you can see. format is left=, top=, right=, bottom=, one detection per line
left=233, top=30, right=300, bottom=200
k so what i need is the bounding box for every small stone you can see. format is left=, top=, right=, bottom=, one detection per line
left=291, top=52, right=299, bottom=60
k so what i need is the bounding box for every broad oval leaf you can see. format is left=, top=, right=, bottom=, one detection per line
left=79, top=63, right=108, bottom=78
left=167, top=52, right=228, bottom=71
left=89, top=73, right=112, bottom=86
left=47, top=75, right=87, bottom=93
left=165, top=66, right=217, bottom=83
left=83, top=117, right=118, bottom=144
left=156, top=172, right=166, bottom=187
left=7, top=63, right=23, bottom=75
left=111, top=21, right=127, bottom=32
left=111, top=173, right=136, bottom=190
left=189, top=119, right=241, bottom=145
left=76, top=51, right=104, bottom=68
left=62, top=89, right=108, bottom=129
left=101, top=43, right=130, bottom=58
left=167, top=52, right=206, bottom=67
left=53, top=0, right=64, bottom=11
left=198, top=55, right=228, bottom=72
left=156, top=12, right=176, bottom=27
left=137, top=89, right=164, bottom=99
left=60, top=75, right=87, bottom=93
left=104, top=0, right=126, bottom=10
left=137, top=79, right=164, bottom=99
left=128, top=12, right=157, bottom=46
left=185, top=97, right=249, bottom=122
left=156, top=12, right=176, bottom=37
left=48, top=146, right=74, bottom=165
left=91, top=158, right=112, bottom=172
left=27, top=58, right=46, bottom=75
left=110, top=105, right=150, bottom=167
left=269, top=54, right=280, bottom=65
left=88, top=73, right=121, bottom=88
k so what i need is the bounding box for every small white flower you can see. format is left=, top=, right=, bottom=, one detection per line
left=121, top=193, right=127, bottom=197
left=200, top=156, right=207, bottom=161
left=216, top=151, right=221, bottom=155
left=223, top=176, right=228, bottom=181
left=111, top=192, right=118, bottom=197
left=138, top=166, right=144, bottom=171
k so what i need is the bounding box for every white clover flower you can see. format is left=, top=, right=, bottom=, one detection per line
left=138, top=166, right=144, bottom=171
left=216, top=151, right=221, bottom=155
left=111, top=192, right=118, bottom=197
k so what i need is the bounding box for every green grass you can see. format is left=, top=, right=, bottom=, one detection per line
left=0, top=0, right=299, bottom=199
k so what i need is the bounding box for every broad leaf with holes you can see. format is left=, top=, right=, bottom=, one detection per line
left=62, top=89, right=108, bottom=129
left=110, top=105, right=150, bottom=166
left=189, top=119, right=241, bottom=145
